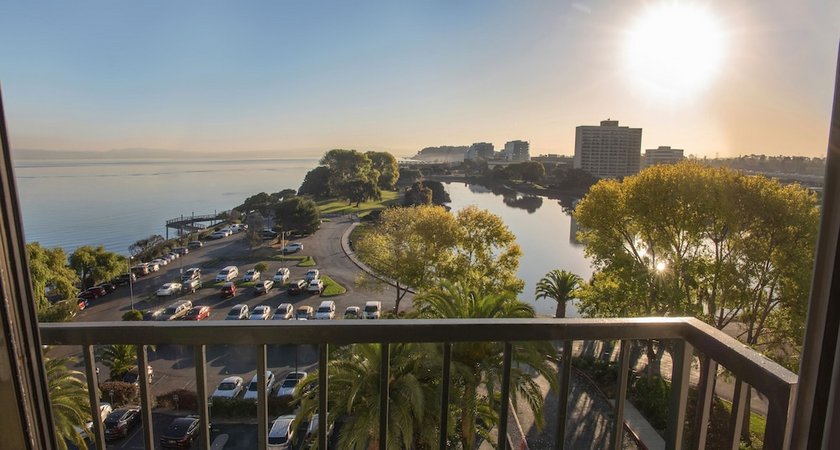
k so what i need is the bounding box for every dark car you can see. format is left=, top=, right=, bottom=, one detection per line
left=184, top=305, right=211, bottom=321
left=143, top=309, right=164, bottom=321
left=111, top=273, right=136, bottom=286
left=103, top=407, right=141, bottom=440
left=220, top=282, right=236, bottom=298
left=160, top=416, right=199, bottom=448
left=78, top=286, right=107, bottom=301
left=287, top=279, right=307, bottom=295
left=96, top=282, right=116, bottom=294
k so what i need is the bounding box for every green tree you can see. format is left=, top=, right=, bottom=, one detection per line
left=254, top=262, right=268, bottom=273
left=355, top=205, right=459, bottom=313
left=275, top=197, right=321, bottom=235
left=574, top=162, right=819, bottom=367
left=298, top=166, right=334, bottom=198
left=129, top=235, right=165, bottom=259
left=403, top=181, right=433, bottom=206
left=99, top=344, right=136, bottom=380
left=69, top=246, right=127, bottom=289
left=294, top=343, right=438, bottom=449
left=344, top=177, right=381, bottom=206
left=44, top=349, right=91, bottom=450
left=245, top=212, right=265, bottom=249
left=122, top=310, right=143, bottom=321
left=27, top=242, right=79, bottom=315
left=236, top=192, right=277, bottom=216
left=536, top=270, right=583, bottom=318
left=366, top=151, right=400, bottom=190
left=520, top=161, right=546, bottom=183
left=412, top=282, right=557, bottom=449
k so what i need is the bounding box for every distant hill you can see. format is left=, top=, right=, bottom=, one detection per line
left=411, top=145, right=469, bottom=162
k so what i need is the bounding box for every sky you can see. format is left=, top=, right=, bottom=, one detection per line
left=0, top=0, right=838, bottom=158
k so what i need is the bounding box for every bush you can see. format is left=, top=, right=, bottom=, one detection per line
left=209, top=396, right=294, bottom=418
left=630, top=375, right=670, bottom=430
left=100, top=380, right=139, bottom=407
left=157, top=389, right=198, bottom=410
left=38, top=300, right=79, bottom=323
left=122, top=310, right=144, bottom=321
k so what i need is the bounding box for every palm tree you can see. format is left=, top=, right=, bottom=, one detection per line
left=413, top=282, right=558, bottom=449
left=294, top=342, right=439, bottom=449
left=536, top=269, right=583, bottom=318
left=45, top=350, right=91, bottom=450
left=98, top=344, right=136, bottom=380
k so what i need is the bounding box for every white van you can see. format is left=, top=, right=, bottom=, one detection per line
left=216, top=265, right=239, bottom=282
left=363, top=301, right=382, bottom=320
left=315, top=300, right=335, bottom=320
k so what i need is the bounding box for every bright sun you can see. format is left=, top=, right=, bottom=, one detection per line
left=623, top=2, right=726, bottom=100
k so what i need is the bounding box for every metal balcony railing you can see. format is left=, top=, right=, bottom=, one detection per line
left=39, top=317, right=798, bottom=450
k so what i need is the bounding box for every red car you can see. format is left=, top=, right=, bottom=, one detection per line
left=220, top=282, right=236, bottom=298
left=184, top=306, right=211, bottom=321
left=78, top=286, right=107, bottom=301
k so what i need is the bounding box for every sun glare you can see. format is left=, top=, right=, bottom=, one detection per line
left=623, top=2, right=726, bottom=100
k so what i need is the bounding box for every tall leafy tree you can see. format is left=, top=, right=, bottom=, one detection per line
left=412, top=282, right=557, bottom=449
left=366, top=151, right=400, bottom=190
left=519, top=161, right=546, bottom=183
left=536, top=269, right=583, bottom=318
left=44, top=349, right=91, bottom=450
left=355, top=205, right=459, bottom=313
left=275, top=197, right=321, bottom=235
left=27, top=242, right=79, bottom=315
left=298, top=166, right=333, bottom=198
left=69, top=246, right=127, bottom=289
left=236, top=192, right=277, bottom=216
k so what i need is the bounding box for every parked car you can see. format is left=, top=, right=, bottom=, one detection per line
left=210, top=376, right=245, bottom=399
left=315, top=300, right=335, bottom=320
left=267, top=415, right=296, bottom=450
left=272, top=303, right=294, bottom=320
left=103, top=407, right=141, bottom=440
left=282, top=242, right=303, bottom=253
left=183, top=277, right=201, bottom=293
left=147, top=262, right=160, bottom=272
left=156, top=282, right=183, bottom=297
left=243, top=371, right=275, bottom=400
left=272, top=268, right=290, bottom=283
left=261, top=229, right=278, bottom=239
left=215, top=265, right=239, bottom=282
left=308, top=279, right=325, bottom=295
left=220, top=282, right=237, bottom=298
left=363, top=301, right=382, bottom=320
left=254, top=279, right=274, bottom=295
left=243, top=269, right=261, bottom=282
left=184, top=305, right=210, bottom=321
left=77, top=298, right=89, bottom=311
left=181, top=267, right=201, bottom=282
left=143, top=309, right=164, bottom=321
left=111, top=273, right=136, bottom=285
left=305, top=269, right=320, bottom=282
left=122, top=365, right=154, bottom=385
left=209, top=231, right=227, bottom=240
left=79, top=286, right=107, bottom=301
left=96, top=282, right=116, bottom=294
left=131, top=263, right=150, bottom=276
left=344, top=306, right=363, bottom=319
left=187, top=240, right=204, bottom=249
left=173, top=247, right=189, bottom=255
left=275, top=371, right=307, bottom=398
left=250, top=305, right=272, bottom=320
left=151, top=258, right=168, bottom=267
left=157, top=300, right=192, bottom=320
left=304, top=413, right=333, bottom=447
left=288, top=279, right=307, bottom=295
left=226, top=304, right=250, bottom=320
left=160, top=416, right=199, bottom=448
left=295, top=305, right=314, bottom=320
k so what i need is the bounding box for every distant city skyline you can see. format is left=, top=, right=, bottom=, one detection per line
left=1, top=1, right=838, bottom=158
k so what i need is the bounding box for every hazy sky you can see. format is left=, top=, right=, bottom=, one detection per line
left=1, top=1, right=838, bottom=158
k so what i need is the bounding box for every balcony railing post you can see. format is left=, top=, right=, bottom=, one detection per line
left=665, top=339, right=692, bottom=450
left=319, top=343, right=328, bottom=449
left=379, top=342, right=390, bottom=450
left=194, top=345, right=211, bottom=450
left=554, top=340, right=573, bottom=450
left=257, top=345, right=268, bottom=450
left=136, top=345, right=154, bottom=450
left=498, top=342, right=513, bottom=450
left=611, top=340, right=631, bottom=450
left=693, top=357, right=718, bottom=449
left=728, top=378, right=749, bottom=450
left=439, top=342, right=452, bottom=449
left=82, top=345, right=106, bottom=450
left=764, top=383, right=797, bottom=450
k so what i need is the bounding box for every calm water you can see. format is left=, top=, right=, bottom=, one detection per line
left=14, top=159, right=591, bottom=316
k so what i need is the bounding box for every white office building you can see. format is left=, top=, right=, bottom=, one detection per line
left=502, top=140, right=530, bottom=162
left=573, top=120, right=642, bottom=178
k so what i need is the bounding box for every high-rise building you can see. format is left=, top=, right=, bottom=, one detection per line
left=573, top=120, right=642, bottom=178
left=465, top=142, right=495, bottom=160
left=643, top=146, right=685, bottom=168
left=502, top=140, right=530, bottom=161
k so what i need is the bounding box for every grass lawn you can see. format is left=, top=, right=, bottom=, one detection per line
left=272, top=254, right=316, bottom=267
left=320, top=275, right=346, bottom=297
left=316, top=190, right=400, bottom=215
left=297, top=256, right=316, bottom=267
left=719, top=398, right=767, bottom=449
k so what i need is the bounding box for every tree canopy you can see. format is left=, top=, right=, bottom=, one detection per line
left=27, top=242, right=79, bottom=315
left=299, top=149, right=399, bottom=204
left=69, top=245, right=127, bottom=289
left=366, top=151, right=400, bottom=190
left=298, top=166, right=333, bottom=198
left=274, top=197, right=320, bottom=235
left=235, top=192, right=277, bottom=216
left=574, top=162, right=819, bottom=367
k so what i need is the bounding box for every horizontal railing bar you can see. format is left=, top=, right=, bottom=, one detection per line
left=39, top=317, right=796, bottom=399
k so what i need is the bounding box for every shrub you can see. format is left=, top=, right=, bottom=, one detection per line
left=100, top=380, right=138, bottom=407
left=157, top=389, right=198, bottom=410
left=122, top=310, right=144, bottom=321
left=631, top=375, right=670, bottom=430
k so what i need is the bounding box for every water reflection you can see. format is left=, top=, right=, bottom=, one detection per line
left=502, top=195, right=543, bottom=213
